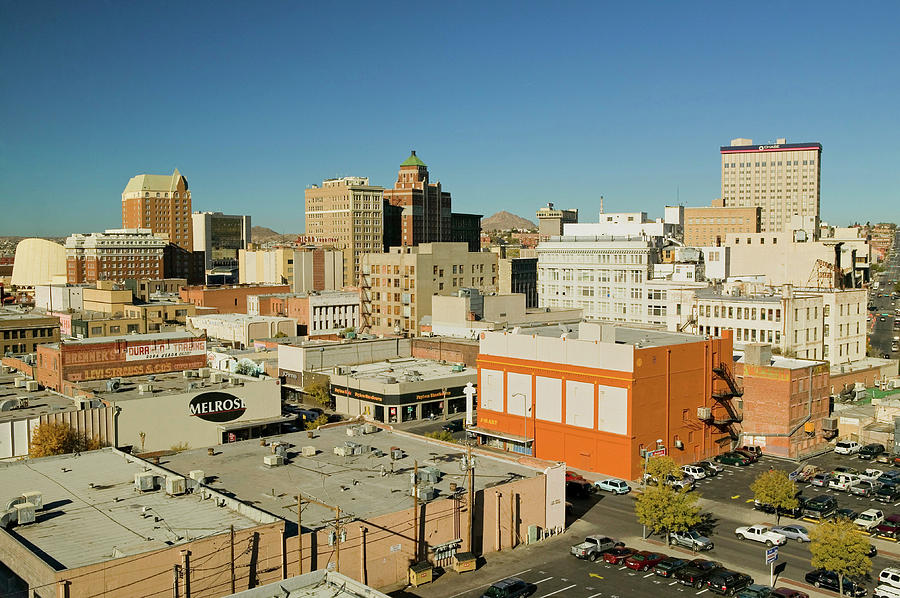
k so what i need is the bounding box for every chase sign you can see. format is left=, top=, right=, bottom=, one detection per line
left=189, top=391, right=247, bottom=423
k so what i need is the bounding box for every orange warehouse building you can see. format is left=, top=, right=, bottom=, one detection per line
left=472, top=323, right=739, bottom=480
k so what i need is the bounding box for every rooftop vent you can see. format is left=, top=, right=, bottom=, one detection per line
left=0, top=397, right=28, bottom=411
left=164, top=477, right=186, bottom=496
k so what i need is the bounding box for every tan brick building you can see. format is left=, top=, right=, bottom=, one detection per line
left=304, top=177, right=384, bottom=287
left=65, top=229, right=166, bottom=283
left=683, top=205, right=761, bottom=247
left=121, top=169, right=193, bottom=251
left=0, top=311, right=60, bottom=356
left=360, top=242, right=497, bottom=336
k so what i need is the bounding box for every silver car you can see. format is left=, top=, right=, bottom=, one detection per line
left=771, top=524, right=810, bottom=543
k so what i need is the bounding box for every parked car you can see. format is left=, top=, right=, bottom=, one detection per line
left=602, top=546, right=636, bottom=565
left=734, top=448, right=761, bottom=463
left=739, top=445, right=763, bottom=459
left=832, top=465, right=859, bottom=476
left=676, top=559, right=723, bottom=589
left=829, top=473, right=861, bottom=491
left=854, top=508, right=885, bottom=531
left=771, top=525, right=810, bottom=543
left=810, top=472, right=832, bottom=487
left=481, top=577, right=533, bottom=598
left=570, top=535, right=618, bottom=561
left=875, top=514, right=900, bottom=540
left=667, top=475, right=695, bottom=492
left=850, top=480, right=880, bottom=497
left=835, top=440, right=862, bottom=455
left=861, top=443, right=887, bottom=460
left=441, top=419, right=464, bottom=433
left=736, top=585, right=773, bottom=598
left=669, top=530, right=714, bottom=551
left=862, top=468, right=887, bottom=482
left=873, top=584, right=900, bottom=598
left=875, top=482, right=900, bottom=504
left=706, top=570, right=754, bottom=596
left=681, top=465, right=708, bottom=480
left=802, top=495, right=837, bottom=520
left=879, top=567, right=900, bottom=589
left=715, top=452, right=751, bottom=466
left=836, top=508, right=860, bottom=521
left=734, top=524, right=786, bottom=546
left=769, top=590, right=809, bottom=598
left=697, top=460, right=723, bottom=476
left=624, top=551, right=667, bottom=571
left=594, top=478, right=631, bottom=495
left=804, top=569, right=867, bottom=596
left=654, top=556, right=688, bottom=578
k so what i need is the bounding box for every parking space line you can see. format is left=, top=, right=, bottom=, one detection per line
left=538, top=584, right=576, bottom=597
left=587, top=593, right=604, bottom=598
left=446, top=569, right=534, bottom=598
left=669, top=581, right=679, bottom=585
left=618, top=565, right=628, bottom=570
left=643, top=572, right=655, bottom=578
left=534, top=576, right=554, bottom=584
left=696, top=589, right=708, bottom=595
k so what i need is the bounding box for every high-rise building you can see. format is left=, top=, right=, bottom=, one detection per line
left=121, top=169, right=193, bottom=251
left=65, top=229, right=166, bottom=283
left=536, top=203, right=578, bottom=241
left=239, top=246, right=343, bottom=293
left=192, top=212, right=251, bottom=283
left=383, top=151, right=452, bottom=246
left=304, top=176, right=384, bottom=287
left=720, top=138, right=822, bottom=236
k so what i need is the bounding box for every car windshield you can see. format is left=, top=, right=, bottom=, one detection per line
left=484, top=587, right=506, bottom=598
left=631, top=554, right=646, bottom=561
left=837, top=442, right=851, bottom=448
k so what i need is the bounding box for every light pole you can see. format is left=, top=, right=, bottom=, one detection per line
left=511, top=392, right=532, bottom=456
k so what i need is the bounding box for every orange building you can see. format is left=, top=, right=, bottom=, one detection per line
left=472, top=324, right=738, bottom=480
left=179, top=283, right=291, bottom=314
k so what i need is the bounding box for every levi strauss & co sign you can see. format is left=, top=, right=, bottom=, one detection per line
left=189, top=391, right=247, bottom=423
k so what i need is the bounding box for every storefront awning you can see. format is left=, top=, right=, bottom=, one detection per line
left=467, top=426, right=533, bottom=444
left=217, top=415, right=295, bottom=432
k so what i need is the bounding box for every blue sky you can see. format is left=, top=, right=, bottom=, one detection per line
left=1, top=1, right=898, bottom=235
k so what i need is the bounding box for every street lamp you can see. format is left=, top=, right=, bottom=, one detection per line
left=512, top=392, right=534, bottom=456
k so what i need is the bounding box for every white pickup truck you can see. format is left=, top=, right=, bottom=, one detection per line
left=570, top=535, right=618, bottom=561
left=734, top=524, right=786, bottom=547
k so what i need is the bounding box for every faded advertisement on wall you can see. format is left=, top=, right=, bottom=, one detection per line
left=126, top=340, right=207, bottom=361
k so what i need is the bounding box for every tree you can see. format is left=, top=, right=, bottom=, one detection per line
left=644, top=455, right=682, bottom=485
left=809, top=517, right=871, bottom=596
left=750, top=469, right=798, bottom=523
left=304, top=382, right=331, bottom=408
left=424, top=430, right=455, bottom=443
left=30, top=422, right=101, bottom=458
left=305, top=414, right=329, bottom=430
left=634, top=485, right=702, bottom=543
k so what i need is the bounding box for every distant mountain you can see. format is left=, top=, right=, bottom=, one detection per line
left=481, top=211, right=536, bottom=232
left=251, top=226, right=297, bottom=243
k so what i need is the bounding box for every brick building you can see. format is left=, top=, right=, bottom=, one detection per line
left=65, top=229, right=166, bottom=283
left=473, top=324, right=737, bottom=479
left=683, top=205, right=761, bottom=247
left=121, top=168, right=193, bottom=251
left=179, top=284, right=291, bottom=314
left=248, top=290, right=360, bottom=337
left=411, top=336, right=479, bottom=367
left=36, top=331, right=207, bottom=392
left=0, top=310, right=60, bottom=356
left=734, top=343, right=831, bottom=459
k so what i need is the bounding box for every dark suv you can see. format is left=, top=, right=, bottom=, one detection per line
left=481, top=577, right=533, bottom=598
left=801, top=495, right=837, bottom=520
left=677, top=559, right=722, bottom=589
left=804, top=570, right=866, bottom=596
left=875, top=481, right=900, bottom=504
left=859, top=443, right=886, bottom=460
left=706, top=570, right=754, bottom=595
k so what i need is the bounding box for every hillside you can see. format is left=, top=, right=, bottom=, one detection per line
left=481, top=211, right=536, bottom=231
left=250, top=226, right=296, bottom=243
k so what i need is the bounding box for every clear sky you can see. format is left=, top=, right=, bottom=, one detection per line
left=1, top=1, right=898, bottom=236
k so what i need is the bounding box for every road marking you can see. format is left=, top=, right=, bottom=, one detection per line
left=446, top=569, right=534, bottom=598
left=669, top=581, right=679, bottom=585
left=534, top=576, right=554, bottom=584
left=731, top=495, right=740, bottom=499
left=643, top=572, right=655, bottom=578
left=589, top=573, right=604, bottom=579
left=587, top=593, right=604, bottom=598
left=538, top=584, right=576, bottom=597
left=618, top=565, right=628, bottom=570
left=696, top=589, right=708, bottom=595
left=745, top=499, right=754, bottom=503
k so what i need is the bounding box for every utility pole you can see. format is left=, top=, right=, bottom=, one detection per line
left=229, top=525, right=235, bottom=594
left=180, top=550, right=191, bottom=598
left=297, top=493, right=303, bottom=576
left=172, top=565, right=180, bottom=598
left=413, top=460, right=419, bottom=562
left=334, top=505, right=342, bottom=573
left=466, top=442, right=475, bottom=554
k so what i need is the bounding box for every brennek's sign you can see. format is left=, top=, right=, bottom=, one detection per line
left=189, top=391, right=247, bottom=423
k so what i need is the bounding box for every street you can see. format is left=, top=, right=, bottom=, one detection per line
left=869, top=231, right=900, bottom=357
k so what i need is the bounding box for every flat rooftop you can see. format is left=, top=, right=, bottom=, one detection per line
left=0, top=371, right=80, bottom=423
left=191, top=314, right=292, bottom=323
left=47, top=330, right=202, bottom=349
left=162, top=424, right=539, bottom=531
left=830, top=357, right=897, bottom=375
left=318, top=357, right=475, bottom=384
left=228, top=570, right=390, bottom=598
left=733, top=350, right=821, bottom=371
left=74, top=370, right=266, bottom=402
left=0, top=449, right=275, bottom=569
left=694, top=289, right=783, bottom=304
left=522, top=322, right=705, bottom=348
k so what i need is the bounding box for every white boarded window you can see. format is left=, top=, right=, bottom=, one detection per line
left=481, top=369, right=504, bottom=411
left=535, top=376, right=562, bottom=423
left=507, top=372, right=531, bottom=417
left=597, top=384, right=628, bottom=435
left=565, top=380, right=594, bottom=429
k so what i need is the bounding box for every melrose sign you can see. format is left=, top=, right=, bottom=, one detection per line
left=189, top=391, right=247, bottom=423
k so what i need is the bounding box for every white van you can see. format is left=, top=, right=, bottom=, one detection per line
left=880, top=567, right=900, bottom=589
left=835, top=440, right=861, bottom=454
left=873, top=584, right=900, bottom=598
left=681, top=465, right=707, bottom=480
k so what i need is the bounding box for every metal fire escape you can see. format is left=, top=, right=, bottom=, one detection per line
left=359, top=270, right=373, bottom=332
left=699, top=362, right=743, bottom=442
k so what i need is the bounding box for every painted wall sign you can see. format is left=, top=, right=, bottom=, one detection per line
left=127, top=340, right=207, bottom=362
left=189, top=391, right=247, bottom=423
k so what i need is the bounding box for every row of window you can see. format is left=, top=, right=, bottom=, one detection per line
left=724, top=160, right=816, bottom=167
left=2, top=327, right=55, bottom=340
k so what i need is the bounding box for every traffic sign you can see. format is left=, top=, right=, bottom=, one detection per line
left=765, top=546, right=778, bottom=565
left=647, top=448, right=667, bottom=458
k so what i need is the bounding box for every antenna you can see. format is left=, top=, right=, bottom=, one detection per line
left=599, top=195, right=604, bottom=214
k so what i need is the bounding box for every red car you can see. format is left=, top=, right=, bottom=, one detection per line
left=603, top=546, right=636, bottom=565
left=625, top=551, right=667, bottom=571
left=771, top=589, right=809, bottom=598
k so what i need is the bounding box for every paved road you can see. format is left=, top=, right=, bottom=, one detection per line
left=870, top=231, right=899, bottom=357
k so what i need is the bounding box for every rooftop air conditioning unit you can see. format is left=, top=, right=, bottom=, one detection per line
left=138, top=384, right=153, bottom=394
left=697, top=407, right=712, bottom=420
left=301, top=446, right=317, bottom=457
left=210, top=372, right=224, bottom=383
left=263, top=454, right=284, bottom=467
left=25, top=381, right=38, bottom=392
left=135, top=472, right=157, bottom=492
left=13, top=377, right=26, bottom=388
left=822, top=417, right=838, bottom=431
left=384, top=376, right=398, bottom=384
left=22, top=491, right=42, bottom=510
left=333, top=446, right=350, bottom=457
left=165, top=477, right=186, bottom=496
left=14, top=503, right=35, bottom=525
left=198, top=368, right=210, bottom=378
left=183, top=370, right=194, bottom=378
left=189, top=470, right=205, bottom=483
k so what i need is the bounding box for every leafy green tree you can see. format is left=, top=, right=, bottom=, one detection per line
left=304, top=382, right=331, bottom=408
left=750, top=469, right=798, bottom=523
left=809, top=518, right=871, bottom=596
left=634, top=485, right=702, bottom=543
left=644, top=455, right=682, bottom=485
left=30, top=422, right=101, bottom=458
left=305, top=414, right=329, bottom=430
left=424, top=430, right=455, bottom=443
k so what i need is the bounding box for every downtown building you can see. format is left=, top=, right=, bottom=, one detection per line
left=720, top=138, right=822, bottom=236
left=65, top=229, right=166, bottom=283
left=191, top=211, right=251, bottom=283
left=121, top=169, right=193, bottom=251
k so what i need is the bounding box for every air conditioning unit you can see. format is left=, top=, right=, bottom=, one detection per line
left=183, top=370, right=194, bottom=378
left=22, top=491, right=42, bottom=510
left=13, top=377, right=26, bottom=388
left=25, top=381, right=38, bottom=392
left=674, top=439, right=684, bottom=449
left=301, top=446, right=317, bottom=457
left=697, top=407, right=712, bottom=420
left=134, top=472, right=157, bottom=492
left=198, top=368, right=210, bottom=378
left=822, top=417, right=838, bottom=431
left=165, top=477, right=186, bottom=496
left=333, top=446, right=350, bottom=457
left=263, top=454, right=284, bottom=467
left=13, top=503, right=35, bottom=525
left=138, top=384, right=153, bottom=394
left=210, top=372, right=224, bottom=383
left=189, top=470, right=205, bottom=482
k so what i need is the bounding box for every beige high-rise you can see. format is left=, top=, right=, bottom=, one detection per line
left=304, top=177, right=384, bottom=287
left=720, top=138, right=822, bottom=236
left=121, top=169, right=192, bottom=251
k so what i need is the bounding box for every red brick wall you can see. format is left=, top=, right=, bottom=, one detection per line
left=180, top=285, right=290, bottom=314
left=412, top=338, right=479, bottom=367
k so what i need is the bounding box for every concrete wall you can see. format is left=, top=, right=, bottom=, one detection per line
left=0, top=529, right=57, bottom=598
left=277, top=338, right=412, bottom=373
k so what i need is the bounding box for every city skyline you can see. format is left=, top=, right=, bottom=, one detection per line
left=2, top=2, right=899, bottom=236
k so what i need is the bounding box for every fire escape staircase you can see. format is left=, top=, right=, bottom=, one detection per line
left=702, top=362, right=744, bottom=441
left=359, top=273, right=373, bottom=332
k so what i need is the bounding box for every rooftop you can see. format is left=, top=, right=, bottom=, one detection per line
left=399, top=150, right=426, bottom=168
left=163, top=424, right=539, bottom=531
left=733, top=350, right=822, bottom=371
left=47, top=330, right=202, bottom=349
left=0, top=448, right=275, bottom=569
left=694, top=289, right=783, bottom=304
left=320, top=357, right=475, bottom=384
left=830, top=357, right=897, bottom=375
left=190, top=314, right=293, bottom=323
left=73, top=370, right=267, bottom=403
left=227, top=570, right=390, bottom=598
left=0, top=370, right=80, bottom=423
